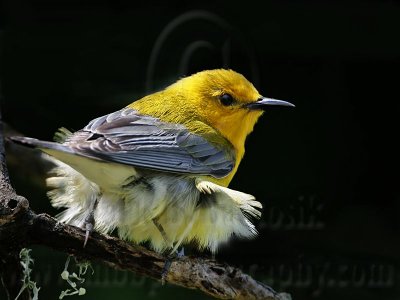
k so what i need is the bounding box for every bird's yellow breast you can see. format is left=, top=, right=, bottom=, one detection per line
left=208, top=109, right=263, bottom=186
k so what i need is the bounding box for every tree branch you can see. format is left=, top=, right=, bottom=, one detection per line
left=0, top=100, right=31, bottom=300
left=0, top=108, right=290, bottom=300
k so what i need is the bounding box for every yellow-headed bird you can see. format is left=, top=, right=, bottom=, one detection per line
left=11, top=69, right=293, bottom=254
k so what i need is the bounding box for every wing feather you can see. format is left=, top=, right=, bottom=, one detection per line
left=65, top=108, right=235, bottom=178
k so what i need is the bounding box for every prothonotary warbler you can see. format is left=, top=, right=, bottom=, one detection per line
left=11, top=69, right=294, bottom=254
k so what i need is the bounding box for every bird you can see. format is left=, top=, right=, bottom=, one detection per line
left=11, top=69, right=294, bottom=255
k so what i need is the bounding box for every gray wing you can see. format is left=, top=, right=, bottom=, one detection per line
left=64, top=108, right=235, bottom=178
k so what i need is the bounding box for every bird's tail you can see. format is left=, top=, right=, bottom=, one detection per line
left=10, top=136, right=75, bottom=155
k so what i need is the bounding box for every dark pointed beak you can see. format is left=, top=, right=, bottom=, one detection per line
left=245, top=97, right=295, bottom=110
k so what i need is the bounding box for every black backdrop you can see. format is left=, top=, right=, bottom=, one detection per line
left=1, top=1, right=399, bottom=299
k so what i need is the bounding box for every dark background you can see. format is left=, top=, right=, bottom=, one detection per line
left=1, top=1, right=399, bottom=299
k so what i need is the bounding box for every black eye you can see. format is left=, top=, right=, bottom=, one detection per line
left=219, top=94, right=234, bottom=106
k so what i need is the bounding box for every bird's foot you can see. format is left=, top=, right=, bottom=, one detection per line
left=161, top=247, right=185, bottom=285
left=83, top=212, right=95, bottom=248
left=83, top=198, right=99, bottom=247
left=176, top=247, right=185, bottom=258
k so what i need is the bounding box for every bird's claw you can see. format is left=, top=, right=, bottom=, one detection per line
left=161, top=247, right=185, bottom=285
left=161, top=259, right=172, bottom=285
left=83, top=198, right=99, bottom=247
left=176, top=247, right=185, bottom=258
left=83, top=212, right=95, bottom=248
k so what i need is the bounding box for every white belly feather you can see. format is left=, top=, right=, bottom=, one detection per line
left=44, top=153, right=262, bottom=253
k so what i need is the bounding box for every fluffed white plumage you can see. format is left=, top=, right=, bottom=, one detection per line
left=44, top=152, right=262, bottom=253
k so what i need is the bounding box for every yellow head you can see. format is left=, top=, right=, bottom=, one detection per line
left=129, top=69, right=293, bottom=184
left=171, top=69, right=264, bottom=151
